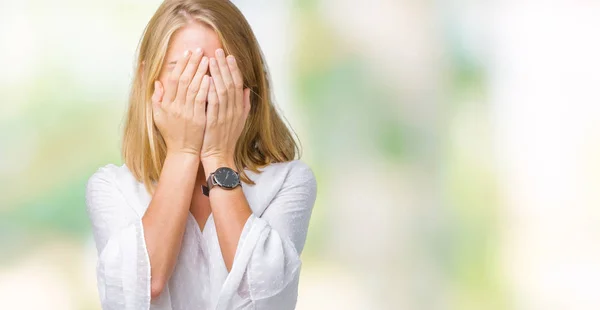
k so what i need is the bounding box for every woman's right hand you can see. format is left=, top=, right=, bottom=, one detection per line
left=152, top=48, right=211, bottom=156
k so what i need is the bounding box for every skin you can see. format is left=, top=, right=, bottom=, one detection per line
left=141, top=21, right=254, bottom=299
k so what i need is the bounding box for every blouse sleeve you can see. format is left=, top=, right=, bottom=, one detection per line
left=85, top=166, right=151, bottom=310
left=216, top=160, right=318, bottom=310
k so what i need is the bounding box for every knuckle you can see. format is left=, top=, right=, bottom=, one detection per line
left=179, top=76, right=191, bottom=85
left=217, top=89, right=227, bottom=97
left=168, top=76, right=179, bottom=84
left=188, top=85, right=200, bottom=94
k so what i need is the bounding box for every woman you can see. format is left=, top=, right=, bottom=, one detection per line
left=84, top=0, right=317, bottom=309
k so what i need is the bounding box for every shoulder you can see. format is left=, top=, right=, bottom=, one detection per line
left=85, top=163, right=145, bottom=216
left=87, top=163, right=129, bottom=184
left=86, top=163, right=137, bottom=195
left=243, top=160, right=317, bottom=215
left=248, top=159, right=316, bottom=189
left=280, top=160, right=317, bottom=192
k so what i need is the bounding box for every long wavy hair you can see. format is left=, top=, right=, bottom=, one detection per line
left=122, top=0, right=299, bottom=194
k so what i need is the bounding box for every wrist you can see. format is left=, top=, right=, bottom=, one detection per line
left=167, top=149, right=201, bottom=159
left=163, top=151, right=200, bottom=176
left=202, top=156, right=235, bottom=176
left=166, top=151, right=200, bottom=163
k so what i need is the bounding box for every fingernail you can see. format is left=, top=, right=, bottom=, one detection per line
left=183, top=50, right=190, bottom=57
left=210, top=58, right=217, bottom=66
left=201, top=56, right=208, bottom=65
left=227, top=56, right=236, bottom=64
left=216, top=49, right=224, bottom=57
left=196, top=47, right=202, bottom=54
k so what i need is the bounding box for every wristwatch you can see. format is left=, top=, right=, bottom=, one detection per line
left=202, top=167, right=241, bottom=196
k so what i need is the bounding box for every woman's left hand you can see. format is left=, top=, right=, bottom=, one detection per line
left=200, top=48, right=251, bottom=171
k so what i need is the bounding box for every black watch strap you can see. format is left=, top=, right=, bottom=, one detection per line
left=201, top=184, right=210, bottom=196
left=201, top=174, right=214, bottom=197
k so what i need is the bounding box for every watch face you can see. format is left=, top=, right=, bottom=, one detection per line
left=213, top=167, right=240, bottom=188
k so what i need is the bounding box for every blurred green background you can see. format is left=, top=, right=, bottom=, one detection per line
left=2, top=1, right=600, bottom=309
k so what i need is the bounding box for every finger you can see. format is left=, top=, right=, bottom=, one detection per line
left=206, top=77, right=219, bottom=126
left=216, top=49, right=236, bottom=110
left=227, top=55, right=244, bottom=112
left=186, top=55, right=209, bottom=115
left=209, top=56, right=228, bottom=121
left=176, top=48, right=203, bottom=107
left=163, top=50, right=192, bottom=105
left=194, top=75, right=210, bottom=120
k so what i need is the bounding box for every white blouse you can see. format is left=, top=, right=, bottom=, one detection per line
left=85, top=159, right=317, bottom=310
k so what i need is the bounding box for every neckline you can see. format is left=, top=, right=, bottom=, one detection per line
left=139, top=182, right=214, bottom=236
left=190, top=210, right=213, bottom=235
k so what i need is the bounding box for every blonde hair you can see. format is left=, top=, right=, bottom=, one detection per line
left=122, top=0, right=300, bottom=194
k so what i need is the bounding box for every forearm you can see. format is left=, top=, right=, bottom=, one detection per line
left=203, top=158, right=252, bottom=271
left=142, top=152, right=199, bottom=297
